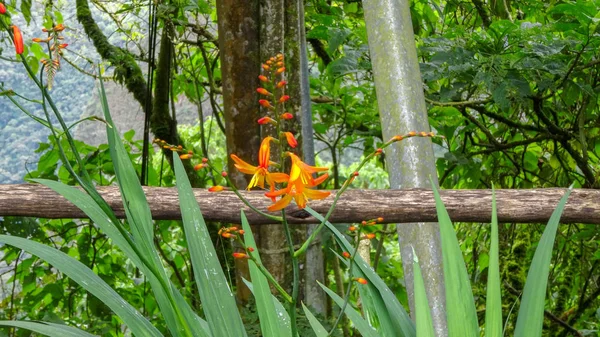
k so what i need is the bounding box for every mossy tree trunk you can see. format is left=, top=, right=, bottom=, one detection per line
left=76, top=0, right=201, bottom=187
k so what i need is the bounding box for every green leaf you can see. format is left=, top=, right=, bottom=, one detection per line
left=301, top=303, right=328, bottom=337
left=173, top=154, right=247, bottom=337
left=318, top=282, right=380, bottom=337
left=430, top=181, right=479, bottom=337
left=412, top=250, right=435, bottom=337
left=304, top=207, right=415, bottom=337
left=241, top=210, right=291, bottom=337
left=0, top=321, right=97, bottom=337
left=0, top=236, right=162, bottom=337
left=242, top=279, right=292, bottom=336
left=514, top=187, right=572, bottom=337
left=485, top=187, right=502, bottom=337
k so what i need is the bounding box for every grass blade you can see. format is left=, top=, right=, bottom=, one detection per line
left=0, top=321, right=98, bottom=337
left=431, top=183, right=479, bottom=337
left=241, top=210, right=291, bottom=337
left=485, top=187, right=502, bottom=337
left=0, top=236, right=162, bottom=337
left=301, top=303, right=328, bottom=337
left=412, top=249, right=435, bottom=337
left=513, top=187, right=572, bottom=337
left=319, top=282, right=380, bottom=337
left=304, top=206, right=415, bottom=337
left=173, top=154, right=247, bottom=337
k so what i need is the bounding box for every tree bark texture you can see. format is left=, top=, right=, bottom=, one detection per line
left=216, top=0, right=262, bottom=303
left=2, top=184, right=597, bottom=224
left=363, top=0, right=447, bottom=334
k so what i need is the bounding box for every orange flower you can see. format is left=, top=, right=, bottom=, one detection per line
left=232, top=252, right=249, bottom=259
left=0, top=3, right=6, bottom=14
left=53, top=24, right=65, bottom=32
left=265, top=153, right=330, bottom=211
left=284, top=132, right=297, bottom=148
left=257, top=116, right=276, bottom=125
left=258, top=75, right=268, bottom=82
left=342, top=251, right=351, bottom=258
left=12, top=25, right=23, bottom=55
left=281, top=112, right=293, bottom=120
left=287, top=152, right=329, bottom=187
left=279, top=95, right=290, bottom=103
left=277, top=81, right=287, bottom=88
left=259, top=99, right=273, bottom=109
left=230, top=137, right=289, bottom=192
left=256, top=88, right=271, bottom=96
left=208, top=185, right=224, bottom=192
left=276, top=67, right=285, bottom=74
left=354, top=277, right=368, bottom=285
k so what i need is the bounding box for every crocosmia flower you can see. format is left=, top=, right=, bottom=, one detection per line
left=230, top=137, right=289, bottom=192
left=265, top=152, right=330, bottom=211
left=12, top=25, right=24, bottom=55
left=284, top=132, right=297, bottom=148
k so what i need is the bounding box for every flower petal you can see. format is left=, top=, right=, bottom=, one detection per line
left=268, top=194, right=293, bottom=212
left=231, top=154, right=257, bottom=175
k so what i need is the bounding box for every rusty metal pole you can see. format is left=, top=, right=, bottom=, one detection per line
left=362, top=0, right=447, bottom=335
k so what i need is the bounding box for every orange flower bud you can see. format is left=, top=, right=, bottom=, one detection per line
left=281, top=112, right=293, bottom=120
left=279, top=95, right=290, bottom=103
left=12, top=25, right=24, bottom=55
left=276, top=53, right=283, bottom=60
left=364, top=233, right=376, bottom=240
left=429, top=132, right=435, bottom=137
left=222, top=232, right=235, bottom=238
left=284, top=132, right=297, bottom=148
left=208, top=185, right=224, bottom=192
left=419, top=131, right=428, bottom=137
left=277, top=80, right=287, bottom=88
left=232, top=252, right=249, bottom=259
left=256, top=88, right=271, bottom=96
left=162, top=145, right=170, bottom=149
left=262, top=64, right=270, bottom=71
left=258, top=75, right=268, bottom=83
left=42, top=28, right=48, bottom=32
left=202, top=157, right=208, bottom=163
left=193, top=164, right=204, bottom=171
left=59, top=43, right=68, bottom=49
left=354, top=277, right=368, bottom=285
left=375, top=148, right=383, bottom=155
left=377, top=217, right=384, bottom=222
left=257, top=116, right=276, bottom=125
left=180, top=154, right=191, bottom=160
left=221, top=171, right=228, bottom=177
left=259, top=99, right=273, bottom=108
left=276, top=67, right=285, bottom=74
left=247, top=247, right=255, bottom=252
left=342, top=251, right=351, bottom=258
left=348, top=225, right=356, bottom=231
left=408, top=131, right=417, bottom=137
left=361, top=220, right=367, bottom=226
left=53, top=24, right=65, bottom=32
left=352, top=171, right=359, bottom=177
left=266, top=60, right=272, bottom=65
left=238, top=229, right=245, bottom=235
left=276, top=61, right=284, bottom=67
left=32, top=38, right=43, bottom=42
left=0, top=3, right=6, bottom=14
left=392, top=135, right=403, bottom=141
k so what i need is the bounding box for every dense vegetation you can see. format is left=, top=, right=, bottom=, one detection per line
left=0, top=0, right=598, bottom=336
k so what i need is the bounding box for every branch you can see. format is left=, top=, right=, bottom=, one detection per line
left=1, top=184, right=599, bottom=224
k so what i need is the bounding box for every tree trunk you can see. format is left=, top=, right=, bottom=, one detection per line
left=216, top=0, right=262, bottom=303
left=363, top=0, right=448, bottom=335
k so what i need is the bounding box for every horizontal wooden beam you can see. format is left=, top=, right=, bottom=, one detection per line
left=0, top=184, right=598, bottom=224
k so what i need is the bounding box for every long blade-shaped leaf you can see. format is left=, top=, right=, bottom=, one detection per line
left=173, top=154, right=247, bottom=337
left=301, top=303, right=328, bottom=337
left=412, top=248, right=435, bottom=337
left=243, top=279, right=292, bottom=336
left=99, top=80, right=186, bottom=336
left=485, top=188, right=502, bottom=337
left=304, top=207, right=415, bottom=337
left=0, top=236, right=162, bottom=337
left=0, top=321, right=98, bottom=337
left=241, top=210, right=291, bottom=337
left=514, top=187, right=572, bottom=337
left=431, top=183, right=479, bottom=337
left=319, top=282, right=380, bottom=337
